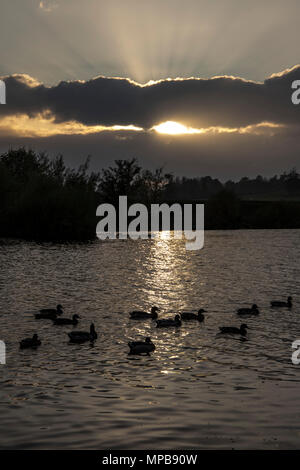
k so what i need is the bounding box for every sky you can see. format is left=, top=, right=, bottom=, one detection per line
left=0, top=0, right=300, bottom=179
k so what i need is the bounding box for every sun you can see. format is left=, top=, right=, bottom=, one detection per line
left=152, top=121, right=201, bottom=135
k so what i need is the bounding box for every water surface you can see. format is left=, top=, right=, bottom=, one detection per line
left=0, top=230, right=300, bottom=449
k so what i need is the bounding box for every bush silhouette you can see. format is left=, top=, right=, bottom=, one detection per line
left=0, top=148, right=100, bottom=240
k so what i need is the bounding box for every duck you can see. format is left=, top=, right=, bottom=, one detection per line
left=219, top=323, right=248, bottom=336
left=130, top=306, right=160, bottom=320
left=53, top=314, right=80, bottom=325
left=68, top=323, right=97, bottom=343
left=35, top=304, right=63, bottom=320
left=237, top=304, right=259, bottom=316
left=181, top=309, right=205, bottom=322
left=128, top=337, right=155, bottom=355
left=156, top=314, right=182, bottom=328
left=20, top=334, right=41, bottom=349
left=271, top=296, right=292, bottom=308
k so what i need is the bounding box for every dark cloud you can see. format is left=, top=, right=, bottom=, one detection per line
left=1, top=66, right=300, bottom=128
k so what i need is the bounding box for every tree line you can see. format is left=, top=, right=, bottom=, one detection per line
left=0, top=148, right=299, bottom=241
left=165, top=170, right=300, bottom=200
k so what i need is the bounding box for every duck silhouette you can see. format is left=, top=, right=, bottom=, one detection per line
left=237, top=304, right=259, bottom=316
left=271, top=296, right=292, bottom=308
left=128, top=337, right=155, bottom=355
left=35, top=304, right=63, bottom=320
left=68, top=323, right=97, bottom=343
left=181, top=309, right=205, bottom=322
left=130, top=306, right=160, bottom=320
left=20, top=334, right=41, bottom=349
left=219, top=324, right=248, bottom=336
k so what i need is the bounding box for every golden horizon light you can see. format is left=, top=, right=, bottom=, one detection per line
left=0, top=113, right=284, bottom=139
left=152, top=121, right=202, bottom=135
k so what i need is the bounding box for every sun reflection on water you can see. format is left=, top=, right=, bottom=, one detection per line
left=141, top=231, right=189, bottom=314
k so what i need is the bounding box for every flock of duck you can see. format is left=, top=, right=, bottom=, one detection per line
left=20, top=306, right=97, bottom=349
left=19, top=296, right=293, bottom=354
